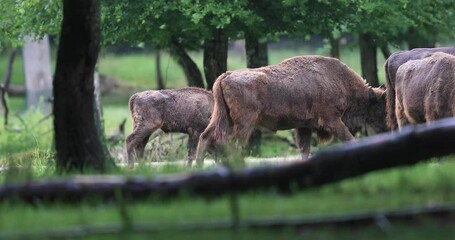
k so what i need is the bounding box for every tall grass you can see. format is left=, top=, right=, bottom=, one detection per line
left=0, top=107, right=55, bottom=179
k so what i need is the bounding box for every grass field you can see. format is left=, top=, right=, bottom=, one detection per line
left=96, top=45, right=388, bottom=91
left=1, top=158, right=454, bottom=239
left=1, top=44, right=455, bottom=239
left=1, top=105, right=454, bottom=239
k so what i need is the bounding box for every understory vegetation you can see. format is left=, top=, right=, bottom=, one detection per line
left=1, top=48, right=455, bottom=239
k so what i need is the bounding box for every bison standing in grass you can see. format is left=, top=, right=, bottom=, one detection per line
left=384, top=47, right=455, bottom=130
left=394, top=52, right=455, bottom=128
left=126, top=87, right=213, bottom=167
left=195, top=55, right=388, bottom=165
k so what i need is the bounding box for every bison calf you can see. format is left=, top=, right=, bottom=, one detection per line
left=196, top=55, right=387, bottom=165
left=394, top=52, right=455, bottom=128
left=126, top=87, right=213, bottom=166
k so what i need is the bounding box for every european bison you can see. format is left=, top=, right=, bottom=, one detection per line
left=126, top=87, right=213, bottom=166
left=384, top=47, right=455, bottom=130
left=195, top=55, right=387, bottom=164
left=394, top=52, right=455, bottom=128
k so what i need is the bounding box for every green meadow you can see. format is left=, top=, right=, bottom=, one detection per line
left=0, top=46, right=454, bottom=239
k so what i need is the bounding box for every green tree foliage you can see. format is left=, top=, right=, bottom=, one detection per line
left=0, top=0, right=61, bottom=48
left=102, top=1, right=203, bottom=50
left=347, top=0, right=455, bottom=47
left=283, top=0, right=354, bottom=38
left=102, top=0, right=254, bottom=50
left=400, top=0, right=455, bottom=48
left=102, top=0, right=258, bottom=88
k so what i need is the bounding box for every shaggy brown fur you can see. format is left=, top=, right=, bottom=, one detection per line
left=196, top=55, right=387, bottom=164
left=384, top=47, right=455, bottom=130
left=394, top=52, right=455, bottom=128
left=126, top=87, right=213, bottom=166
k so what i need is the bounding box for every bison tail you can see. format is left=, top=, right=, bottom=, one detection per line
left=316, top=129, right=334, bottom=144
left=128, top=94, right=137, bottom=113
left=128, top=93, right=139, bottom=128
left=384, top=59, right=397, bottom=130
left=204, top=72, right=231, bottom=146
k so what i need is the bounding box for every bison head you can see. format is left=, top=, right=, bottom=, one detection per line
left=366, top=87, right=389, bottom=134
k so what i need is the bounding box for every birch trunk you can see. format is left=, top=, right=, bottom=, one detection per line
left=22, top=35, right=53, bottom=114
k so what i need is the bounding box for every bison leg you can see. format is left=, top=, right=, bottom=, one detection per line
left=325, top=118, right=355, bottom=142
left=229, top=118, right=258, bottom=166
left=195, top=129, right=212, bottom=167
left=231, top=112, right=258, bottom=148
left=126, top=126, right=157, bottom=167
left=186, top=132, right=200, bottom=167
left=395, top=99, right=410, bottom=129
left=294, top=128, right=312, bottom=161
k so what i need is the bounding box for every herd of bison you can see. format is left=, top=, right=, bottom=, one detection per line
left=125, top=47, right=455, bottom=167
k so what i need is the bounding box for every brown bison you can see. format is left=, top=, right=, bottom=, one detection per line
left=195, top=55, right=387, bottom=164
left=126, top=87, right=213, bottom=166
left=394, top=52, right=455, bottom=128
left=384, top=47, right=455, bottom=130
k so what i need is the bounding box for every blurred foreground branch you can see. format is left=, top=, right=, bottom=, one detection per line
left=1, top=118, right=455, bottom=203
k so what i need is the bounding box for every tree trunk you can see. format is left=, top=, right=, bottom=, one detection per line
left=22, top=35, right=53, bottom=115
left=359, top=33, right=379, bottom=87
left=407, top=27, right=436, bottom=49
left=203, top=28, right=228, bottom=90
left=0, top=48, right=17, bottom=120
left=155, top=50, right=165, bottom=90
left=245, top=34, right=268, bottom=68
left=170, top=43, right=205, bottom=88
left=245, top=34, right=269, bottom=157
left=53, top=0, right=112, bottom=173
left=380, top=44, right=391, bottom=60
left=329, top=36, right=340, bottom=59
left=1, top=48, right=16, bottom=90
left=93, top=71, right=104, bottom=138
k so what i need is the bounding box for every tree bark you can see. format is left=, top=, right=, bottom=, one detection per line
left=170, top=43, right=205, bottom=88
left=329, top=36, right=340, bottom=59
left=245, top=34, right=268, bottom=68
left=4, top=103, right=455, bottom=203
left=359, top=33, right=379, bottom=87
left=22, top=35, right=53, bottom=115
left=93, top=71, right=104, bottom=139
left=53, top=0, right=112, bottom=173
left=155, top=50, right=165, bottom=90
left=244, top=34, right=269, bottom=157
left=203, top=28, right=228, bottom=90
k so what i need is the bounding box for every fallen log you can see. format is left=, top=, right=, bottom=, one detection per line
left=1, top=73, right=133, bottom=98
left=1, top=118, right=455, bottom=203
left=3, top=84, right=25, bottom=97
